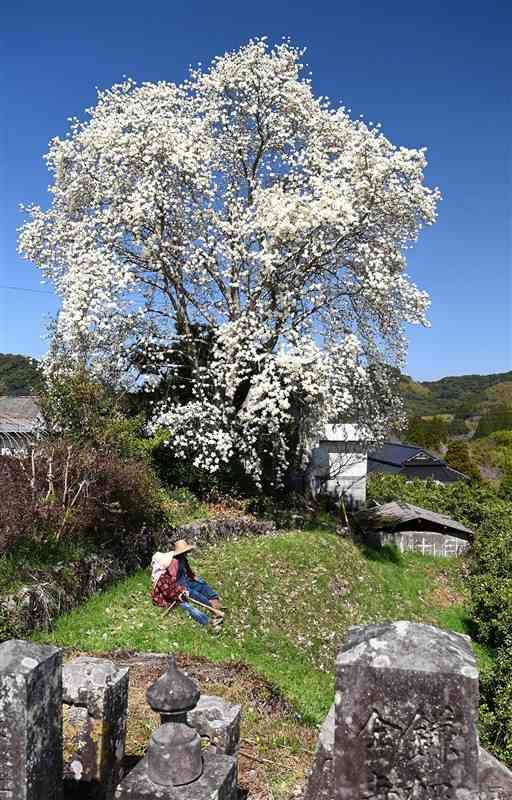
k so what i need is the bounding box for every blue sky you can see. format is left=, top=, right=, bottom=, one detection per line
left=1, top=0, right=510, bottom=380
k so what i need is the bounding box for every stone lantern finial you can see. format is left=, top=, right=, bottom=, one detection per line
left=146, top=653, right=201, bottom=724
left=145, top=654, right=203, bottom=787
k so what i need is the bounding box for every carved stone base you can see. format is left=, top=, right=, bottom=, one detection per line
left=114, top=749, right=237, bottom=799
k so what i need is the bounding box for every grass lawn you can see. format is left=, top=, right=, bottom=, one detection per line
left=33, top=528, right=484, bottom=725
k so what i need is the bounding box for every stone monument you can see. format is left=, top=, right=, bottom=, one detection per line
left=115, top=655, right=237, bottom=799
left=63, top=655, right=129, bottom=799
left=335, top=621, right=480, bottom=798
left=304, top=621, right=512, bottom=800
left=0, top=639, right=63, bottom=800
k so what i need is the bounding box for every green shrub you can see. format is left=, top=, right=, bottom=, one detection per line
left=366, top=473, right=502, bottom=529
left=499, top=471, right=512, bottom=502
left=479, top=641, right=512, bottom=767
left=404, top=415, right=448, bottom=450
left=447, top=417, right=468, bottom=436
left=445, top=440, right=480, bottom=480
left=475, top=408, right=512, bottom=439
left=468, top=507, right=512, bottom=649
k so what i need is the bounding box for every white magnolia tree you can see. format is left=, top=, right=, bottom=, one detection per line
left=19, top=39, right=439, bottom=486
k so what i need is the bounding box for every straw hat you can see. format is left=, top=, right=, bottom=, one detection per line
left=153, top=540, right=195, bottom=570
left=174, top=539, right=196, bottom=557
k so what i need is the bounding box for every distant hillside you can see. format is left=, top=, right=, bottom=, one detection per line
left=400, top=371, right=512, bottom=417
left=0, top=354, right=40, bottom=396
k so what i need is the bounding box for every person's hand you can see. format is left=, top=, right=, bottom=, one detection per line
left=179, top=588, right=189, bottom=601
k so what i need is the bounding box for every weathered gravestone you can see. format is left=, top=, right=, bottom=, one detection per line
left=0, top=639, right=63, bottom=800
left=304, top=622, right=512, bottom=800
left=335, top=621, right=480, bottom=800
left=63, top=656, right=129, bottom=800
left=479, top=747, right=512, bottom=800
left=187, top=695, right=241, bottom=756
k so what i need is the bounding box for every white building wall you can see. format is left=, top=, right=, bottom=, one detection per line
left=308, top=432, right=368, bottom=507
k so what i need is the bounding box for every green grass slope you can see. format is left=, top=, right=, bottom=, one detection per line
left=33, top=529, right=480, bottom=724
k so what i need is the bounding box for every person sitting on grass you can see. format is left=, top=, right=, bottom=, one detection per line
left=151, top=539, right=224, bottom=630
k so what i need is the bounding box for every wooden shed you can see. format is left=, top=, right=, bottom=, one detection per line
left=355, top=501, right=473, bottom=557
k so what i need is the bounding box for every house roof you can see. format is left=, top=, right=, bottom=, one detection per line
left=356, top=501, right=473, bottom=539
left=369, top=441, right=439, bottom=467
left=368, top=440, right=468, bottom=483
left=0, top=396, right=41, bottom=434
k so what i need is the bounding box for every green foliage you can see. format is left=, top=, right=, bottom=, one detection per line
left=470, top=430, right=512, bottom=478
left=499, top=471, right=512, bottom=502
left=445, top=440, right=480, bottom=480
left=483, top=382, right=512, bottom=409
left=468, top=506, right=512, bottom=649
left=447, top=417, right=468, bottom=436
left=475, top=408, right=512, bottom=439
left=404, top=415, right=448, bottom=450
left=366, top=473, right=500, bottom=530
left=39, top=368, right=171, bottom=468
left=479, top=641, right=512, bottom=767
left=0, top=353, right=41, bottom=396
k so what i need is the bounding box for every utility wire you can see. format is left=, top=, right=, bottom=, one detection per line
left=0, top=285, right=55, bottom=296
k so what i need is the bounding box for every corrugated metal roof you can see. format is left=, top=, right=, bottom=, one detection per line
left=356, top=501, right=473, bottom=538
left=0, top=396, right=40, bottom=433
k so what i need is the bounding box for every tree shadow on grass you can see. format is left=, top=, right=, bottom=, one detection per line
left=359, top=543, right=403, bottom=566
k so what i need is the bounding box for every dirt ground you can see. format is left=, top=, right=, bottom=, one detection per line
left=63, top=649, right=317, bottom=800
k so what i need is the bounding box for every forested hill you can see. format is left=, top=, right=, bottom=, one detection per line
left=0, top=351, right=510, bottom=419
left=0, top=354, right=40, bottom=396
left=400, top=371, right=512, bottom=417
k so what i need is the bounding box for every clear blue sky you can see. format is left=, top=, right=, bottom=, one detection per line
left=1, top=0, right=510, bottom=380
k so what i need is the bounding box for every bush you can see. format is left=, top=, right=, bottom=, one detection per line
left=0, top=441, right=165, bottom=561
left=366, top=473, right=503, bottom=530
left=479, top=641, right=512, bottom=767
left=475, top=408, right=512, bottom=439
left=447, top=417, right=468, bottom=436
left=445, top=440, right=480, bottom=480
left=404, top=415, right=448, bottom=450
left=468, top=506, right=512, bottom=649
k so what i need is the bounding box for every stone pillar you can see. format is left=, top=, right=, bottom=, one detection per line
left=62, top=656, right=129, bottom=800
left=187, top=695, right=241, bottom=756
left=0, top=639, right=63, bottom=800
left=303, top=704, right=334, bottom=800
left=335, top=621, right=480, bottom=800
left=479, top=747, right=512, bottom=798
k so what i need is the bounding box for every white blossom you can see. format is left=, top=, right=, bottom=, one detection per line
left=19, top=38, right=440, bottom=486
